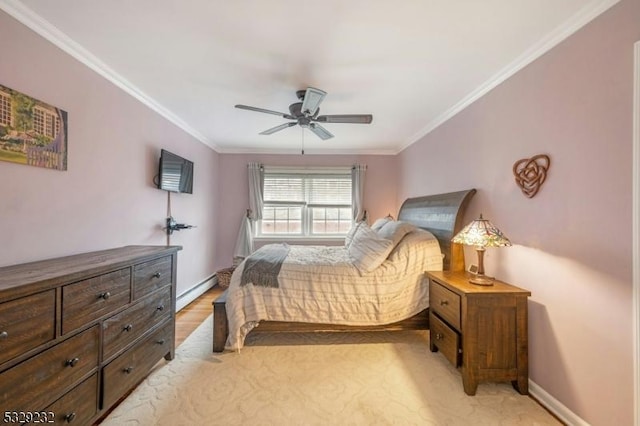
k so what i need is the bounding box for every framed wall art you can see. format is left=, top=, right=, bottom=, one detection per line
left=0, top=83, right=67, bottom=171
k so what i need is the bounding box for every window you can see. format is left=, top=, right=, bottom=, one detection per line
left=259, top=168, right=353, bottom=237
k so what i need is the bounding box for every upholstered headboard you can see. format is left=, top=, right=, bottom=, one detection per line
left=398, top=189, right=476, bottom=272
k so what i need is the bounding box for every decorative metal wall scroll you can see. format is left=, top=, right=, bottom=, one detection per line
left=513, top=154, right=550, bottom=198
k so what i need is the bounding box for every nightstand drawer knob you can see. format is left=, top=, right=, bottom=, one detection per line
left=435, top=333, right=444, bottom=340
left=439, top=300, right=449, bottom=306
left=153, top=272, right=162, bottom=279
left=123, top=324, right=133, bottom=332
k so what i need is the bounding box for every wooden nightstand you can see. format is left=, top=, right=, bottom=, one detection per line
left=426, top=271, right=530, bottom=396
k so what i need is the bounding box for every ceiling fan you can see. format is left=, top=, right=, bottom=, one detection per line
left=235, top=87, right=373, bottom=140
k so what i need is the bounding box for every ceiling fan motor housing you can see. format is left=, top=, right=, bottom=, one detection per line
left=289, top=102, right=303, bottom=117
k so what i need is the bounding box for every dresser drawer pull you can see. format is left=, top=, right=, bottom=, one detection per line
left=123, top=366, right=134, bottom=374
left=98, top=291, right=111, bottom=300
left=153, top=272, right=162, bottom=279
left=156, top=339, right=166, bottom=345
left=435, top=333, right=444, bottom=341
left=0, top=331, right=7, bottom=340
left=156, top=304, right=165, bottom=311
left=439, top=300, right=449, bottom=306
left=65, top=357, right=80, bottom=367
left=123, top=324, right=133, bottom=332
left=64, top=412, right=77, bottom=423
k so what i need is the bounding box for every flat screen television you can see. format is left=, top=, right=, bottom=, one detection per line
left=157, top=149, right=194, bottom=194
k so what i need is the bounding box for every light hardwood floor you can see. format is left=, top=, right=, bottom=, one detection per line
left=175, top=285, right=224, bottom=347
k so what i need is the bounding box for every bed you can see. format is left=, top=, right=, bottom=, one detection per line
left=213, top=189, right=476, bottom=352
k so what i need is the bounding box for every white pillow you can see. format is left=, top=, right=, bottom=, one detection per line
left=347, top=223, right=394, bottom=273
left=377, top=221, right=417, bottom=248
left=370, top=217, right=392, bottom=232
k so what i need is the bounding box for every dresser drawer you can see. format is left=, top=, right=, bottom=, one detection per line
left=430, top=312, right=461, bottom=367
left=429, top=279, right=461, bottom=330
left=0, top=290, right=55, bottom=365
left=133, top=256, right=172, bottom=300
left=31, top=374, right=98, bottom=425
left=0, top=325, right=99, bottom=411
left=62, top=268, right=131, bottom=335
left=102, top=320, right=173, bottom=409
left=102, top=286, right=172, bottom=360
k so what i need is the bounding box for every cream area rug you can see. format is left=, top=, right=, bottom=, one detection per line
left=101, top=316, right=560, bottom=426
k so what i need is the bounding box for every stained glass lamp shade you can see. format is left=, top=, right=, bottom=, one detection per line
left=451, top=214, right=511, bottom=285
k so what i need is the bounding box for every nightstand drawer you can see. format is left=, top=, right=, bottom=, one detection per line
left=429, top=279, right=461, bottom=330
left=430, top=311, right=460, bottom=367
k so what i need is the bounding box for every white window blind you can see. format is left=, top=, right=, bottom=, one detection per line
left=260, top=168, right=353, bottom=236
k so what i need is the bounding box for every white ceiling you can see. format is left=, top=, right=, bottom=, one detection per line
left=2, top=0, right=618, bottom=154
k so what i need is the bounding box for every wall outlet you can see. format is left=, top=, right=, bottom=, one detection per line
left=468, top=264, right=478, bottom=274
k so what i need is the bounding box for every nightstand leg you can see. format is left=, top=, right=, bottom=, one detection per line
left=462, top=374, right=478, bottom=396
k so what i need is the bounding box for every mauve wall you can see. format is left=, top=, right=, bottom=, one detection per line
left=0, top=11, right=220, bottom=297
left=397, top=1, right=639, bottom=424
left=215, top=153, right=397, bottom=267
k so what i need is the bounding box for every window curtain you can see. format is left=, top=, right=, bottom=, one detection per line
left=232, top=163, right=264, bottom=264
left=232, top=211, right=253, bottom=265
left=351, top=164, right=367, bottom=222
left=247, top=162, right=264, bottom=221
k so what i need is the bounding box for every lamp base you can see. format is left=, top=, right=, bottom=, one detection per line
left=468, top=274, right=494, bottom=286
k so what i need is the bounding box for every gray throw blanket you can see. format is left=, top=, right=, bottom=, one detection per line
left=240, top=243, right=290, bottom=288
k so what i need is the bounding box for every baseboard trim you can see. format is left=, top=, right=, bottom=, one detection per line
left=176, top=273, right=216, bottom=312
left=529, top=380, right=588, bottom=426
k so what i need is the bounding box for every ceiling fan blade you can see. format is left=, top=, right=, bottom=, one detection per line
left=259, top=122, right=297, bottom=135
left=315, top=114, right=373, bottom=124
left=301, top=87, right=327, bottom=116
left=309, top=123, right=334, bottom=140
left=235, top=104, right=295, bottom=120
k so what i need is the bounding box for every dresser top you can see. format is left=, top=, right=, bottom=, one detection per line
left=0, top=246, right=181, bottom=299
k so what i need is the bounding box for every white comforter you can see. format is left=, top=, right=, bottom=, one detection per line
left=224, top=229, right=443, bottom=350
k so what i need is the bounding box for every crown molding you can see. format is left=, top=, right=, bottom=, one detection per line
left=396, top=0, right=621, bottom=154
left=0, top=0, right=220, bottom=152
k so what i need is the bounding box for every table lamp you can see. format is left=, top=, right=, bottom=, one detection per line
left=451, top=214, right=511, bottom=285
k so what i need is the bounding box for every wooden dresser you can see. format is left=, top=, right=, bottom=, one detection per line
left=0, top=245, right=181, bottom=425
left=426, top=271, right=530, bottom=396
